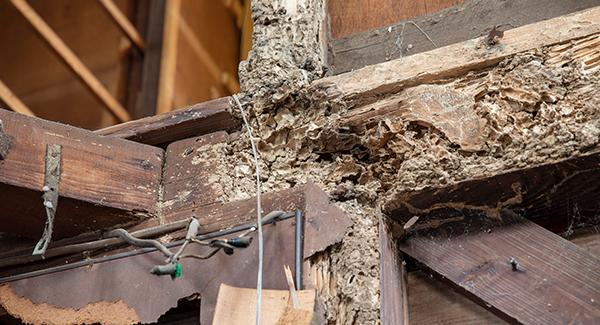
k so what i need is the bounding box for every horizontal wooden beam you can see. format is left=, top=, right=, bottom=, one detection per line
left=329, top=0, right=600, bottom=74
left=314, top=6, right=600, bottom=108
left=398, top=211, right=600, bottom=324
left=99, top=0, right=146, bottom=51
left=97, top=97, right=238, bottom=145
left=0, top=109, right=163, bottom=239
left=0, top=79, right=35, bottom=117
left=10, top=0, right=131, bottom=122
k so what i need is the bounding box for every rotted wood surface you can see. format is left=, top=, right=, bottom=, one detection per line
left=399, top=211, right=600, bottom=324
left=97, top=97, right=237, bottom=145
left=329, top=0, right=600, bottom=74
left=315, top=6, right=600, bottom=108
left=0, top=109, right=163, bottom=239
left=385, top=148, right=600, bottom=233
left=0, top=183, right=352, bottom=324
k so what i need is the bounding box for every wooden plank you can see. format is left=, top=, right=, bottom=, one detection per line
left=0, top=109, right=163, bottom=239
left=0, top=79, right=35, bottom=117
left=327, top=0, right=463, bottom=39
left=98, top=0, right=145, bottom=51
left=314, top=6, right=600, bottom=108
left=96, top=97, right=237, bottom=145
left=379, top=214, right=408, bottom=325
left=398, top=211, right=600, bottom=324
left=212, top=284, right=315, bottom=325
left=385, top=148, right=600, bottom=233
left=329, top=0, right=600, bottom=74
left=9, top=0, right=131, bottom=122
left=155, top=0, right=181, bottom=114
left=135, top=0, right=166, bottom=119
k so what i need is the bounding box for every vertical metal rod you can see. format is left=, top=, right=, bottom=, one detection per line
left=294, top=209, right=304, bottom=290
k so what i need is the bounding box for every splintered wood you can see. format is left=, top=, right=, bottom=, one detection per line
left=212, top=284, right=315, bottom=325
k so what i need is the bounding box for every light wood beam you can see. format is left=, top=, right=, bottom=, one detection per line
left=0, top=79, right=35, bottom=117
left=10, top=0, right=131, bottom=122
left=156, top=0, right=181, bottom=114
left=98, top=0, right=145, bottom=51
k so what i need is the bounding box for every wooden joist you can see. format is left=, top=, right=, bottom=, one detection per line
left=314, top=6, right=600, bottom=107
left=97, top=97, right=237, bottom=145
left=398, top=211, right=600, bottom=324
left=329, top=0, right=600, bottom=74
left=0, top=109, right=163, bottom=239
left=0, top=79, right=35, bottom=117
left=9, top=0, right=131, bottom=122
left=99, top=0, right=145, bottom=51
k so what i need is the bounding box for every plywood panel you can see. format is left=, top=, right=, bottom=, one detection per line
left=327, top=0, right=464, bottom=39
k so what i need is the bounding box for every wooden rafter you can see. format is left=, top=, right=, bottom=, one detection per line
left=0, top=109, right=162, bottom=239
left=98, top=0, right=146, bottom=51
left=398, top=212, right=600, bottom=324
left=9, top=0, right=131, bottom=122
left=0, top=79, right=35, bottom=117
left=155, top=0, right=181, bottom=114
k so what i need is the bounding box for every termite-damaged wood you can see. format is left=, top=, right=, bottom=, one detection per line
left=0, top=109, right=163, bottom=239
left=329, top=0, right=600, bottom=74
left=314, top=6, right=600, bottom=108
left=0, top=120, right=10, bottom=160
left=97, top=96, right=238, bottom=146
left=398, top=211, right=600, bottom=324
left=385, top=147, right=600, bottom=233
left=0, top=183, right=352, bottom=325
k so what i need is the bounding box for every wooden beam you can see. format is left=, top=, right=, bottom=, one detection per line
left=0, top=109, right=163, bottom=239
left=314, top=6, right=600, bottom=108
left=98, top=0, right=145, bottom=51
left=9, top=0, right=131, bottom=122
left=329, top=0, right=600, bottom=74
left=156, top=0, right=181, bottom=114
left=379, top=213, right=408, bottom=325
left=398, top=211, right=600, bottom=324
left=135, top=0, right=166, bottom=118
left=96, top=97, right=237, bottom=145
left=0, top=79, right=35, bottom=117
left=179, top=16, right=241, bottom=94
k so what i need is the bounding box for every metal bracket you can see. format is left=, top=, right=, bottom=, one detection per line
left=33, top=144, right=62, bottom=256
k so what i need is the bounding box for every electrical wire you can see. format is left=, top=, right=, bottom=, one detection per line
left=232, top=94, right=264, bottom=325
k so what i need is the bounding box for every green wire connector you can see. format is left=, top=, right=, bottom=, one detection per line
left=173, top=262, right=182, bottom=279
left=150, top=262, right=182, bottom=279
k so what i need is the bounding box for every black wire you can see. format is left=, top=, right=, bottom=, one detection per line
left=0, top=211, right=295, bottom=284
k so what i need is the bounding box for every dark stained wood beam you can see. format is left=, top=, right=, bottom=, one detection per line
left=0, top=109, right=163, bottom=239
left=96, top=97, right=238, bottom=146
left=385, top=148, right=600, bottom=233
left=329, top=0, right=600, bottom=74
left=398, top=211, right=600, bottom=324
left=379, top=213, right=408, bottom=325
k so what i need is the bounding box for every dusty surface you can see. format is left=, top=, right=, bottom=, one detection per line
left=0, top=285, right=140, bottom=325
left=225, top=23, right=600, bottom=323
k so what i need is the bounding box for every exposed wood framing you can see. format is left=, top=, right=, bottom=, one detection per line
left=0, top=109, right=163, bottom=239
left=379, top=213, right=408, bottom=325
left=9, top=0, right=131, bottom=122
left=0, top=79, right=35, bottom=117
left=314, top=6, right=600, bottom=107
left=178, top=16, right=241, bottom=94
left=155, top=0, right=181, bottom=114
left=98, top=0, right=145, bottom=51
left=399, top=212, right=600, bottom=324
left=97, top=97, right=237, bottom=145
left=329, top=0, right=600, bottom=74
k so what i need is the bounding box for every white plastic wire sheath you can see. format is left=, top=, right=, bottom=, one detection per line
left=232, top=94, right=264, bottom=325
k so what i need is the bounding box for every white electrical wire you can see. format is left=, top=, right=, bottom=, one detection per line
left=232, top=94, right=263, bottom=325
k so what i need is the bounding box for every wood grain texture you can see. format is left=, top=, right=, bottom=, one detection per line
left=379, top=216, right=408, bottom=325
left=155, top=0, right=181, bottom=114
left=97, top=97, right=237, bottom=145
left=9, top=0, right=131, bottom=122
left=327, top=0, right=463, bottom=39
left=0, top=80, right=35, bottom=117
left=399, top=212, right=600, bottom=324
left=0, top=109, right=163, bottom=238
left=329, top=0, right=600, bottom=74
left=315, top=6, right=600, bottom=108
left=99, top=0, right=145, bottom=51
